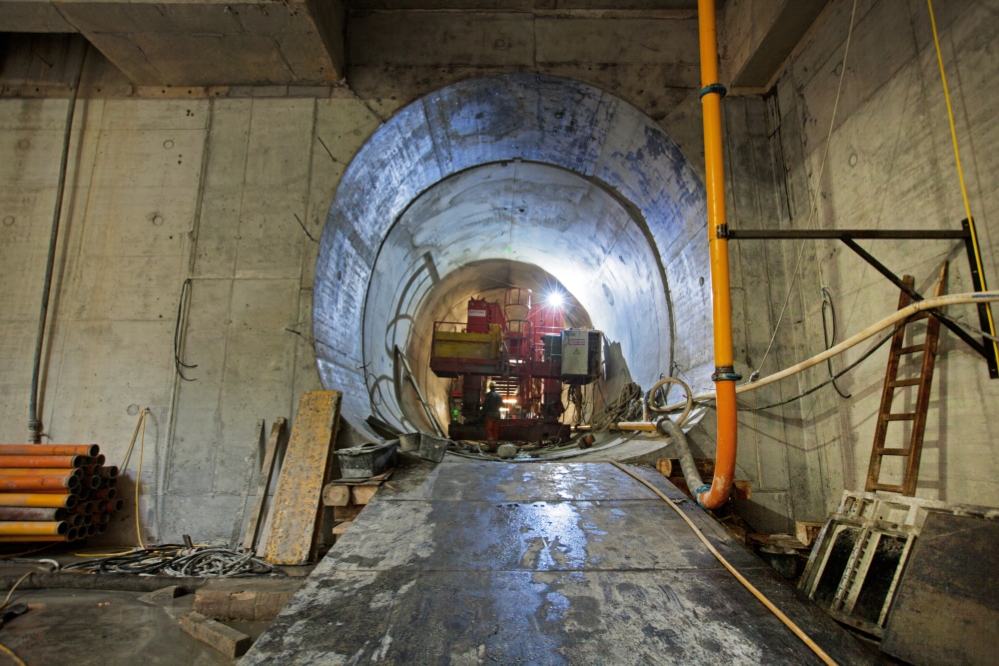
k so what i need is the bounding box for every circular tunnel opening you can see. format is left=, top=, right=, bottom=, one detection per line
left=314, top=74, right=713, bottom=442
left=363, top=161, right=672, bottom=435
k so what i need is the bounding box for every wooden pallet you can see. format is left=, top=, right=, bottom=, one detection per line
left=865, top=264, right=947, bottom=496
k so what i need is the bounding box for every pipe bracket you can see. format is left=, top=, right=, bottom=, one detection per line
left=711, top=366, right=742, bottom=382
left=699, top=83, right=727, bottom=100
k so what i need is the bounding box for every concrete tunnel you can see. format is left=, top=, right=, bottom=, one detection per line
left=314, top=73, right=716, bottom=440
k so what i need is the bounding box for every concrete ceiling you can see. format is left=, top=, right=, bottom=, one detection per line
left=0, top=0, right=841, bottom=91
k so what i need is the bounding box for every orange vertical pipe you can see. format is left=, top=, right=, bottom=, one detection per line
left=697, top=0, right=739, bottom=509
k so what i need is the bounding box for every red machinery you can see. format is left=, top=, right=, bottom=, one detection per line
left=430, top=288, right=599, bottom=443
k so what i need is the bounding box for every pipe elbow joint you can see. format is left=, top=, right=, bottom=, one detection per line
left=694, top=485, right=713, bottom=509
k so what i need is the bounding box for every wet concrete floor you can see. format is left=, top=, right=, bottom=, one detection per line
left=0, top=587, right=270, bottom=666
left=242, top=460, right=880, bottom=665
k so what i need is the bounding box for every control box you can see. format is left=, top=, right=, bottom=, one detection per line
left=560, top=329, right=602, bottom=383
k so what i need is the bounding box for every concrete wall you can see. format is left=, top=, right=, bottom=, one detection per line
left=724, top=0, right=999, bottom=522
left=0, top=90, right=381, bottom=545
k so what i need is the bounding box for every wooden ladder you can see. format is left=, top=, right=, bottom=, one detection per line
left=865, top=263, right=947, bottom=496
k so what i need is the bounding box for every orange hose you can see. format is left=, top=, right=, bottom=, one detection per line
left=697, top=0, right=738, bottom=509
left=0, top=445, right=98, bottom=457
left=0, top=521, right=68, bottom=536
left=0, top=475, right=79, bottom=492
left=0, top=455, right=82, bottom=468
left=0, top=493, right=77, bottom=509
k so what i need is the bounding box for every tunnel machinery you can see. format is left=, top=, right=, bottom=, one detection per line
left=429, top=288, right=602, bottom=443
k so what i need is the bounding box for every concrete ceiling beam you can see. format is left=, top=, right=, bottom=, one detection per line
left=0, top=0, right=346, bottom=86
left=722, top=0, right=830, bottom=89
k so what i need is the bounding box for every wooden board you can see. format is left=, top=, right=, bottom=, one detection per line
left=881, top=512, right=999, bottom=666
left=322, top=484, right=350, bottom=507
left=264, top=392, right=341, bottom=565
left=242, top=417, right=286, bottom=553
left=350, top=486, right=378, bottom=505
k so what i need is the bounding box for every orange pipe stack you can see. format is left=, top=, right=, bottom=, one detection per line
left=0, top=444, right=120, bottom=542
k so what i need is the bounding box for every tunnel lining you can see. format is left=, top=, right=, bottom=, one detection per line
left=315, top=73, right=712, bottom=437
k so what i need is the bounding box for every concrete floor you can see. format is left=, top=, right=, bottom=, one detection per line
left=242, top=460, right=880, bottom=665
left=0, top=587, right=269, bottom=666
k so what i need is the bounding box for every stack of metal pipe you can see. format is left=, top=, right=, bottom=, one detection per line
left=0, top=444, right=123, bottom=543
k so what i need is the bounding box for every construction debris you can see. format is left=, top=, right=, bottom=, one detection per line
left=180, top=611, right=252, bottom=658
left=193, top=578, right=303, bottom=622
left=399, top=432, right=449, bottom=463
left=137, top=585, right=184, bottom=606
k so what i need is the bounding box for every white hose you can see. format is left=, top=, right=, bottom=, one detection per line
left=658, top=291, right=999, bottom=410
left=648, top=377, right=694, bottom=426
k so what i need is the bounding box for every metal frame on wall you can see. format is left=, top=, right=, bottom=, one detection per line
left=725, top=222, right=999, bottom=379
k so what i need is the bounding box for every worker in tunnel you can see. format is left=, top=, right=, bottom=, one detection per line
left=483, top=382, right=503, bottom=450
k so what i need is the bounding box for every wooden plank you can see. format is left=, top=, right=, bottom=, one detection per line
left=351, top=485, right=379, bottom=505
left=334, top=503, right=363, bottom=523
left=332, top=521, right=353, bottom=536
left=179, top=611, right=252, bottom=658
left=655, top=458, right=672, bottom=477
left=242, top=417, right=286, bottom=553
left=655, top=458, right=715, bottom=480
left=264, top=392, right=341, bottom=565
left=322, top=484, right=350, bottom=507
left=795, top=521, right=824, bottom=547
left=194, top=579, right=303, bottom=622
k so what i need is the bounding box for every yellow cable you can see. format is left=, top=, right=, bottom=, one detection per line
left=0, top=573, right=32, bottom=612
left=0, top=573, right=31, bottom=666
left=926, top=0, right=999, bottom=360
left=0, top=642, right=26, bottom=666
left=135, top=408, right=148, bottom=549
left=119, top=408, right=149, bottom=549
left=602, top=461, right=838, bottom=666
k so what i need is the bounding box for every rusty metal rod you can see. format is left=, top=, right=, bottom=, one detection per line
left=94, top=454, right=106, bottom=466
left=71, top=501, right=93, bottom=515
left=0, top=475, right=79, bottom=491
left=93, top=488, right=116, bottom=500
left=0, top=534, right=73, bottom=543
left=0, top=468, right=82, bottom=479
left=0, top=493, right=77, bottom=508
left=0, top=507, right=68, bottom=521
left=86, top=523, right=96, bottom=536
left=81, top=475, right=100, bottom=489
left=108, top=498, right=124, bottom=512
left=99, top=466, right=118, bottom=478
left=0, top=520, right=68, bottom=536
left=0, top=455, right=83, bottom=468
left=0, top=445, right=98, bottom=457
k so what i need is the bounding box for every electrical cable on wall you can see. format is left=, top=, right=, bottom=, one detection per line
left=173, top=278, right=197, bottom=381
left=821, top=288, right=852, bottom=399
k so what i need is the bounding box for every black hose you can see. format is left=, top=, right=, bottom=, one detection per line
left=28, top=43, right=89, bottom=443
left=821, top=288, right=852, bottom=399
left=0, top=573, right=213, bottom=593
